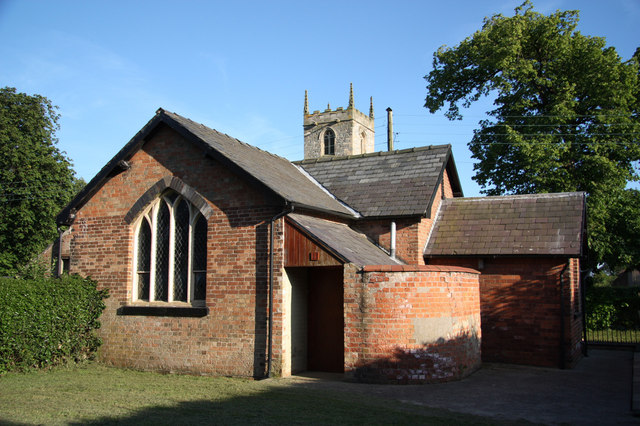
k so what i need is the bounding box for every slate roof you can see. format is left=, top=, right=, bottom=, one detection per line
left=424, top=192, right=586, bottom=257
left=162, top=111, right=355, bottom=216
left=287, top=213, right=399, bottom=267
left=57, top=109, right=355, bottom=224
left=296, top=145, right=463, bottom=218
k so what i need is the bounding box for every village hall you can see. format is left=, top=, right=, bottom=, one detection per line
left=50, top=86, right=585, bottom=383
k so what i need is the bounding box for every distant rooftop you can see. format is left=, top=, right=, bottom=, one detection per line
left=296, top=145, right=463, bottom=218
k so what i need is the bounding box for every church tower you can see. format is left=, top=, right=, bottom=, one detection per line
left=303, top=84, right=375, bottom=159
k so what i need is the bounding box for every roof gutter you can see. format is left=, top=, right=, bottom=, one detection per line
left=425, top=253, right=581, bottom=259
left=266, top=204, right=294, bottom=378
left=287, top=201, right=358, bottom=220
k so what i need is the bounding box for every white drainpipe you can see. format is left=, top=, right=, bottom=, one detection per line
left=390, top=221, right=396, bottom=259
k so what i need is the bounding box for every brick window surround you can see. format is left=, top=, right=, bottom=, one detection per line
left=124, top=176, right=214, bottom=225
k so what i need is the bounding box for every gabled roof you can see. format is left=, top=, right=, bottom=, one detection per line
left=57, top=109, right=355, bottom=224
left=424, top=192, right=586, bottom=257
left=295, top=145, right=463, bottom=218
left=287, top=213, right=400, bottom=267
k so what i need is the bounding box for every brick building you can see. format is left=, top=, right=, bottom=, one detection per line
left=52, top=88, right=585, bottom=383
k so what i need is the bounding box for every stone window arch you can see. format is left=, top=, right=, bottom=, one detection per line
left=323, top=128, right=336, bottom=156
left=133, top=189, right=207, bottom=305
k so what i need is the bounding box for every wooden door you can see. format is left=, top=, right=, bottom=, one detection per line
left=307, top=267, right=344, bottom=372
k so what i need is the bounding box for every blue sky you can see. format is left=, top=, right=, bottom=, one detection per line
left=1, top=0, right=638, bottom=197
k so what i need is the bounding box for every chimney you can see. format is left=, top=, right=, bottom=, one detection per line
left=386, top=107, right=393, bottom=151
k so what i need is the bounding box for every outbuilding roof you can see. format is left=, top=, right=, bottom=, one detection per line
left=296, top=145, right=463, bottom=218
left=287, top=213, right=399, bottom=267
left=424, top=192, right=586, bottom=257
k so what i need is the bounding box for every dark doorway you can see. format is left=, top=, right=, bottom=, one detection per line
left=307, top=266, right=344, bottom=372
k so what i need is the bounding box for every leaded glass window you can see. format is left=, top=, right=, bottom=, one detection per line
left=155, top=201, right=170, bottom=302
left=193, top=215, right=207, bottom=301
left=134, top=191, right=207, bottom=304
left=137, top=218, right=151, bottom=301
left=173, top=199, right=189, bottom=302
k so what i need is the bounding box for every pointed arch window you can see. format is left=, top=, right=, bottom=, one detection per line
left=323, top=128, right=335, bottom=156
left=134, top=190, right=207, bottom=305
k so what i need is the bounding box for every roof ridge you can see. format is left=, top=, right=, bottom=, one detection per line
left=448, top=192, right=585, bottom=203
left=294, top=144, right=451, bottom=165
left=161, top=109, right=291, bottom=163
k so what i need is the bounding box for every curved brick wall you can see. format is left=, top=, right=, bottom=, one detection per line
left=343, top=264, right=481, bottom=384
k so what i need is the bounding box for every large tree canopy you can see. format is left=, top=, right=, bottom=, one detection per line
left=0, top=87, right=81, bottom=276
left=424, top=1, right=640, bottom=270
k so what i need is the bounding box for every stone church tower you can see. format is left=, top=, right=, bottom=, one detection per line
left=303, top=84, right=375, bottom=159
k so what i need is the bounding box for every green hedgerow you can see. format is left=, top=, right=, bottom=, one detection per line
left=0, top=275, right=108, bottom=373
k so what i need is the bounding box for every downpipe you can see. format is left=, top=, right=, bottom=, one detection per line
left=581, top=267, right=589, bottom=358
left=559, top=261, right=569, bottom=369
left=56, top=227, right=63, bottom=277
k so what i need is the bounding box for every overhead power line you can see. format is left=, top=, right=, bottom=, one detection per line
left=395, top=113, right=638, bottom=119
left=398, top=131, right=640, bottom=136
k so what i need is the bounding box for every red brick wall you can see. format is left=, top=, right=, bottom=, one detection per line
left=565, top=257, right=583, bottom=367
left=429, top=257, right=583, bottom=368
left=67, top=124, right=285, bottom=377
left=343, top=264, right=481, bottom=383
left=353, top=218, right=422, bottom=264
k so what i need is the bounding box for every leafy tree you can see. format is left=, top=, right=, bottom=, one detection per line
left=591, top=188, right=640, bottom=272
left=424, top=1, right=640, bottom=269
left=0, top=87, right=81, bottom=276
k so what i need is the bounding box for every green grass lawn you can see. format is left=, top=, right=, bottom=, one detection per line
left=0, top=363, right=504, bottom=425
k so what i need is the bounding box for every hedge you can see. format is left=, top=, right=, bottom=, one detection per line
left=0, top=275, right=108, bottom=373
left=585, top=286, right=640, bottom=330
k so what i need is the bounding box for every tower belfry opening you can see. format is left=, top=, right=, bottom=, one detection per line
left=303, top=84, right=375, bottom=160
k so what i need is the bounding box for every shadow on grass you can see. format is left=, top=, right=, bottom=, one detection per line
left=54, top=384, right=489, bottom=426
left=0, top=420, right=27, bottom=426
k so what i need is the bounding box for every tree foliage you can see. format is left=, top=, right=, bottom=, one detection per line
left=0, top=87, right=81, bottom=276
left=424, top=1, right=640, bottom=270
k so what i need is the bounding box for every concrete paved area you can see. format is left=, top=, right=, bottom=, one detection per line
left=286, top=349, right=636, bottom=425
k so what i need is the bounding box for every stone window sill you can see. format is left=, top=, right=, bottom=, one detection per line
left=116, top=305, right=208, bottom=317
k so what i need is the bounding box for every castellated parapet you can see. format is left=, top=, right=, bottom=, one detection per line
left=303, top=84, right=375, bottom=160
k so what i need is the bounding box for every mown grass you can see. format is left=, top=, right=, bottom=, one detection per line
left=0, top=363, right=505, bottom=425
